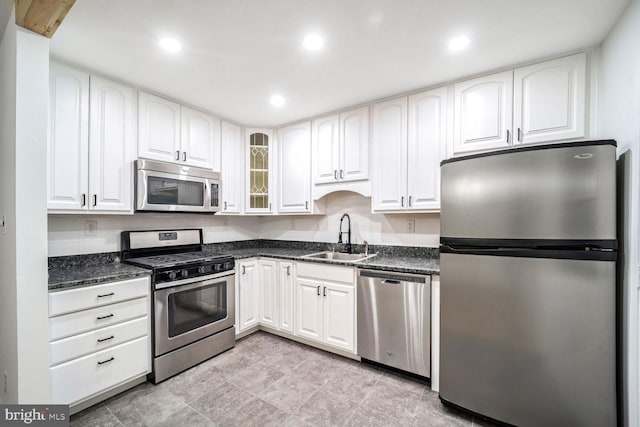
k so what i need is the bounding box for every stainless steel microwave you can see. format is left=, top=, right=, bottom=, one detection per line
left=135, top=159, right=221, bottom=213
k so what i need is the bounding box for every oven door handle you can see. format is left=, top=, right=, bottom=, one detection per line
left=153, top=271, right=235, bottom=290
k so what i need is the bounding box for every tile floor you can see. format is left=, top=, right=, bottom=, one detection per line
left=70, top=332, right=492, bottom=426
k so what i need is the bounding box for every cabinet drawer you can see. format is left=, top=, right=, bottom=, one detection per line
left=50, top=316, right=148, bottom=366
left=296, top=262, right=354, bottom=284
left=50, top=297, right=148, bottom=341
left=49, top=276, right=149, bottom=317
left=51, top=336, right=150, bottom=405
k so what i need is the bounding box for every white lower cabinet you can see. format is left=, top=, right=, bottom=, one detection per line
left=237, top=259, right=260, bottom=333
left=295, top=262, right=356, bottom=353
left=259, top=259, right=278, bottom=328
left=278, top=261, right=295, bottom=333
left=257, top=259, right=295, bottom=334
left=48, top=276, right=151, bottom=407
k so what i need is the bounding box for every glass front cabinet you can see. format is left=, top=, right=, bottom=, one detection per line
left=245, top=128, right=275, bottom=213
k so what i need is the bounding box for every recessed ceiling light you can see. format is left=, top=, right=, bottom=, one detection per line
left=270, top=94, right=285, bottom=107
left=448, top=36, right=470, bottom=52
left=159, top=37, right=181, bottom=54
left=303, top=33, right=324, bottom=51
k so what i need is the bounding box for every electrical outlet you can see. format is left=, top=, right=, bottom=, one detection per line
left=407, top=219, right=416, bottom=233
left=84, top=220, right=98, bottom=236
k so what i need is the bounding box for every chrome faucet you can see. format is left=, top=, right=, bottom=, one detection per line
left=363, top=240, right=369, bottom=256
left=338, top=213, right=352, bottom=254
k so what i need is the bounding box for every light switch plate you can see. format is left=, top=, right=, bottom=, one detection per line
left=84, top=220, right=97, bottom=236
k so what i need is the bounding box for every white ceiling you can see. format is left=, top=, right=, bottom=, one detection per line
left=50, top=0, right=628, bottom=127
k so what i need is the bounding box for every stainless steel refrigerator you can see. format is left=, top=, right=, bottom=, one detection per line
left=439, top=140, right=617, bottom=427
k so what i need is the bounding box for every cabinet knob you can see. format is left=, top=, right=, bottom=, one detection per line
left=408, top=196, right=412, bottom=207
left=183, top=152, right=187, bottom=162
left=334, top=170, right=338, bottom=180
left=506, top=129, right=511, bottom=144
left=339, top=169, right=344, bottom=179
left=176, top=150, right=180, bottom=161
left=517, top=127, right=522, bottom=142
left=401, top=196, right=404, bottom=207
left=286, top=266, right=291, bottom=276
left=317, top=285, right=320, bottom=296
left=81, top=194, right=86, bottom=207
left=242, top=265, right=246, bottom=275
left=305, top=201, right=309, bottom=210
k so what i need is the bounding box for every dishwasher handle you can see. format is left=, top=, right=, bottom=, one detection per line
left=359, top=269, right=428, bottom=284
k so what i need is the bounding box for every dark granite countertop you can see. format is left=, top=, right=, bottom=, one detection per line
left=48, top=240, right=439, bottom=290
left=48, top=253, right=151, bottom=291
left=204, top=240, right=440, bottom=275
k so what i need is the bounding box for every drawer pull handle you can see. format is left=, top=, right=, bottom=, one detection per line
left=97, top=292, right=114, bottom=298
left=97, top=335, right=115, bottom=343
left=97, top=314, right=114, bottom=320
left=97, top=357, right=114, bottom=365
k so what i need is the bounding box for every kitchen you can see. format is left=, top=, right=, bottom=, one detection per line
left=1, top=0, right=639, bottom=426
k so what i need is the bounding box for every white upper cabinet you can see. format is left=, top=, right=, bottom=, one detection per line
left=278, top=122, right=311, bottom=213
left=48, top=63, right=135, bottom=213
left=138, top=92, right=181, bottom=163
left=48, top=63, right=89, bottom=211
left=372, top=97, right=408, bottom=211
left=340, top=106, right=370, bottom=182
left=453, top=70, right=514, bottom=155
left=372, top=88, right=446, bottom=212
left=220, top=121, right=244, bottom=214
left=138, top=91, right=219, bottom=169
left=513, top=52, right=586, bottom=145
left=88, top=76, right=136, bottom=212
left=451, top=53, right=588, bottom=157
left=245, top=128, right=275, bottom=214
left=312, top=106, right=370, bottom=188
left=312, top=114, right=340, bottom=184
left=181, top=106, right=220, bottom=169
left=407, top=87, right=447, bottom=211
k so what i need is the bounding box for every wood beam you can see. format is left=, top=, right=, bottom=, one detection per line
left=15, top=0, right=75, bottom=38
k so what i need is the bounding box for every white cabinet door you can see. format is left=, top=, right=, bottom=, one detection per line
left=453, top=71, right=513, bottom=155
left=372, top=97, right=408, bottom=211
left=340, top=106, right=369, bottom=182
left=322, top=282, right=355, bottom=352
left=312, top=114, right=340, bottom=184
left=48, top=63, right=89, bottom=211
left=180, top=105, right=218, bottom=169
left=237, top=260, right=259, bottom=332
left=279, top=262, right=294, bottom=333
left=295, top=278, right=322, bottom=342
left=220, top=121, right=243, bottom=214
left=278, top=122, right=311, bottom=213
left=259, top=259, right=278, bottom=329
left=138, top=91, right=181, bottom=163
left=407, top=87, right=447, bottom=211
left=88, top=76, right=136, bottom=212
left=245, top=128, right=274, bottom=213
left=513, top=52, right=586, bottom=145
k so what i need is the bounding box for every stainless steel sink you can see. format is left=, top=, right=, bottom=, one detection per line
left=302, top=251, right=377, bottom=262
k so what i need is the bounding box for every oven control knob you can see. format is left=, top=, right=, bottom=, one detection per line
left=224, top=262, right=233, bottom=271
left=214, top=264, right=222, bottom=272
left=168, top=271, right=177, bottom=280
left=181, top=269, right=189, bottom=278
left=198, top=266, right=206, bottom=274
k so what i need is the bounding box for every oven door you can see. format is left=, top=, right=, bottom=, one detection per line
left=154, top=273, right=235, bottom=356
left=137, top=169, right=212, bottom=213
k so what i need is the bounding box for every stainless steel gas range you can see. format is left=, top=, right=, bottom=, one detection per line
left=121, top=229, right=235, bottom=383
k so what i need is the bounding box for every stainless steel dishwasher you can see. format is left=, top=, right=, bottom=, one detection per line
left=357, top=269, right=431, bottom=377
